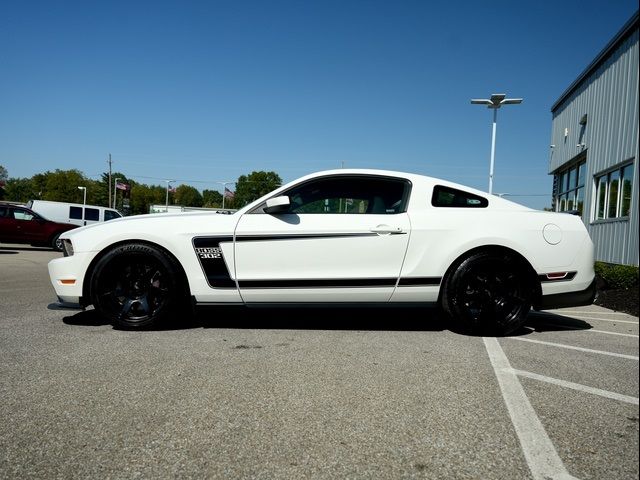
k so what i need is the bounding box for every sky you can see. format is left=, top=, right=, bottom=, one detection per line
left=1, top=0, right=637, bottom=209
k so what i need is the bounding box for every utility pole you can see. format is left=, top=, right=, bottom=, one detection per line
left=108, top=153, right=112, bottom=208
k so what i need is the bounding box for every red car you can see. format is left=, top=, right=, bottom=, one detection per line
left=0, top=203, right=77, bottom=251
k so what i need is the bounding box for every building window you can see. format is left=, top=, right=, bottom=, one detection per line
left=594, top=161, right=634, bottom=220
left=555, top=160, right=585, bottom=215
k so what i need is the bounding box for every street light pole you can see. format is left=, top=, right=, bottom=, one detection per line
left=471, top=93, right=522, bottom=194
left=77, top=186, right=87, bottom=205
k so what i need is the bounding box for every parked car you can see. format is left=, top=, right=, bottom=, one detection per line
left=0, top=204, right=77, bottom=250
left=48, top=169, right=596, bottom=334
left=26, top=200, right=122, bottom=227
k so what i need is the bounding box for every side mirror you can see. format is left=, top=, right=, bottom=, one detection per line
left=264, top=195, right=290, bottom=214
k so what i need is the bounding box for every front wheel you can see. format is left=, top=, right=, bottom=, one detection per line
left=51, top=233, right=63, bottom=251
left=441, top=252, right=533, bottom=336
left=90, top=243, right=185, bottom=329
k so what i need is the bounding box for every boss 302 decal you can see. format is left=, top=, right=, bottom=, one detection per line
left=193, top=236, right=236, bottom=288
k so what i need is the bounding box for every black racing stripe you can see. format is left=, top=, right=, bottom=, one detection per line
left=538, top=271, right=578, bottom=283
left=397, top=277, right=442, bottom=286
left=238, top=278, right=397, bottom=289
left=235, top=232, right=386, bottom=242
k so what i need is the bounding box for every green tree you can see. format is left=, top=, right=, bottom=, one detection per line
left=38, top=169, right=92, bottom=203
left=175, top=184, right=203, bottom=207
left=3, top=177, right=38, bottom=202
left=129, top=183, right=166, bottom=215
left=202, top=189, right=223, bottom=208
left=234, top=171, right=282, bottom=208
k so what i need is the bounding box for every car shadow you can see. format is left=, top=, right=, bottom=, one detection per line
left=57, top=306, right=593, bottom=335
left=521, top=311, right=593, bottom=333
left=59, top=305, right=449, bottom=332
left=0, top=245, right=55, bottom=252
left=195, top=306, right=448, bottom=332
left=60, top=308, right=111, bottom=327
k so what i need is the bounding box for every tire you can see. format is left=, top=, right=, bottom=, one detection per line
left=51, top=233, right=63, bottom=251
left=90, top=243, right=185, bottom=329
left=441, top=252, right=533, bottom=336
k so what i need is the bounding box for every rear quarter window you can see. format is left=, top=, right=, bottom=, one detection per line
left=431, top=185, right=488, bottom=208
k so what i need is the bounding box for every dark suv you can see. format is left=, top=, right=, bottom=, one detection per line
left=0, top=204, right=77, bottom=251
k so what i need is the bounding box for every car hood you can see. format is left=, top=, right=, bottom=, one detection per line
left=62, top=211, right=238, bottom=253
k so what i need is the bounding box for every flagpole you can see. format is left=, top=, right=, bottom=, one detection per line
left=219, top=181, right=233, bottom=209
left=165, top=180, right=174, bottom=211
left=113, top=178, right=120, bottom=209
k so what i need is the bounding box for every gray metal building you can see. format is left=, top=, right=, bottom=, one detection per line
left=550, top=11, right=639, bottom=266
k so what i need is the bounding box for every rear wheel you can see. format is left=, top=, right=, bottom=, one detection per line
left=442, top=252, right=533, bottom=336
left=90, top=243, right=184, bottom=329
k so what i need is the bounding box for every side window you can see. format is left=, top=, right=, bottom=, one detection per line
left=13, top=209, right=35, bottom=221
left=431, top=185, right=488, bottom=208
left=104, top=210, right=121, bottom=221
left=84, top=208, right=99, bottom=221
left=70, top=206, right=83, bottom=220
left=0, top=206, right=7, bottom=218
left=276, top=176, right=410, bottom=214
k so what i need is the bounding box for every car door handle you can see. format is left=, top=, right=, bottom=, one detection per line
left=370, top=225, right=403, bottom=235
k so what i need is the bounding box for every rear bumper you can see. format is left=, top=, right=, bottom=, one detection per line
left=534, top=278, right=597, bottom=310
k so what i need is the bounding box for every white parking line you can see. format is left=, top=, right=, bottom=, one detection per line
left=512, top=369, right=639, bottom=406
left=587, top=329, right=638, bottom=337
left=544, top=310, right=636, bottom=317
left=530, top=322, right=639, bottom=338
left=483, top=337, right=578, bottom=480
left=565, top=315, right=639, bottom=325
left=510, top=337, right=639, bottom=360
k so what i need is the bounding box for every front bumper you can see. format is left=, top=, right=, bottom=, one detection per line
left=534, top=278, right=597, bottom=310
left=48, top=251, right=95, bottom=308
left=54, top=296, right=86, bottom=309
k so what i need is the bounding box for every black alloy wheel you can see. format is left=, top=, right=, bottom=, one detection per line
left=90, top=243, right=182, bottom=329
left=442, top=252, right=533, bottom=335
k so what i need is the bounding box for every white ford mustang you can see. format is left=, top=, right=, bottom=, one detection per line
left=48, top=169, right=596, bottom=334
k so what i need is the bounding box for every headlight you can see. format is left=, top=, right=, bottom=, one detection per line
left=62, top=239, right=74, bottom=257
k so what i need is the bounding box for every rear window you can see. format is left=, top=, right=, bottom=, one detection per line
left=431, top=185, right=488, bottom=208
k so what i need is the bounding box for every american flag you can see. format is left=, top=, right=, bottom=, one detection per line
left=115, top=181, right=130, bottom=191
left=224, top=187, right=235, bottom=199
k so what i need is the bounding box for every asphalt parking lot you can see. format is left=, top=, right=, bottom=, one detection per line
left=1, top=245, right=638, bottom=479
